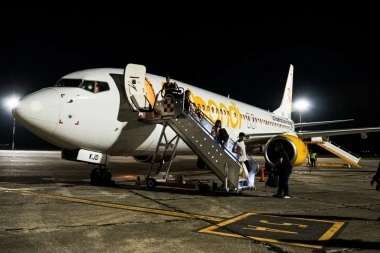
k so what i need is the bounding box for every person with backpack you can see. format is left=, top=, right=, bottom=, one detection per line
left=211, top=120, right=221, bottom=139
left=211, top=120, right=228, bottom=147
left=272, top=143, right=293, bottom=199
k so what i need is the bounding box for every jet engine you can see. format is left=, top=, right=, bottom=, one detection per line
left=133, top=155, right=173, bottom=163
left=264, top=134, right=308, bottom=167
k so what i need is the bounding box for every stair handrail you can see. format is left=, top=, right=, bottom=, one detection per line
left=326, top=140, right=361, bottom=159
left=153, top=88, right=242, bottom=162
left=186, top=106, right=242, bottom=164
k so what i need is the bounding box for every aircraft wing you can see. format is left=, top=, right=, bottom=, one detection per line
left=242, top=126, right=380, bottom=146
left=294, top=119, right=354, bottom=128
left=296, top=127, right=380, bottom=139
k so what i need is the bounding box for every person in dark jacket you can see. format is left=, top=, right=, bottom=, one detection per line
left=370, top=161, right=380, bottom=191
left=272, top=143, right=293, bottom=198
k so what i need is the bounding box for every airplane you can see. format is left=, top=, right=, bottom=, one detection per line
left=11, top=64, right=380, bottom=186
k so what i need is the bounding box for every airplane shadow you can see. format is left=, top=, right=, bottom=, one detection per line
left=0, top=176, right=243, bottom=197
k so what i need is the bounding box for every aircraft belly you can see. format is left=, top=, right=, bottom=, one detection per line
left=107, top=124, right=157, bottom=155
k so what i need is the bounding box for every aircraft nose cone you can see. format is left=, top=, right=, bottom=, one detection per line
left=12, top=88, right=60, bottom=136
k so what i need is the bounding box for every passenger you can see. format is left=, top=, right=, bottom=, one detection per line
left=211, top=120, right=221, bottom=139
left=211, top=119, right=228, bottom=147
left=184, top=90, right=200, bottom=120
left=272, top=143, right=293, bottom=199
left=233, top=132, right=252, bottom=186
left=162, top=75, right=178, bottom=98
left=184, top=90, right=194, bottom=112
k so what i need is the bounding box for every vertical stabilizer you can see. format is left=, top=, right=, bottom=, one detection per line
left=273, top=65, right=293, bottom=119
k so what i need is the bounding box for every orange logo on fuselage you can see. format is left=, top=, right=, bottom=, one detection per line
left=188, top=88, right=242, bottom=129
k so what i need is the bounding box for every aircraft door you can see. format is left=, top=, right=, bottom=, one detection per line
left=124, top=64, right=152, bottom=112
left=251, top=114, right=256, bottom=129
left=246, top=113, right=252, bottom=129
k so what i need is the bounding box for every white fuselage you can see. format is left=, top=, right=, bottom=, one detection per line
left=12, top=68, right=295, bottom=156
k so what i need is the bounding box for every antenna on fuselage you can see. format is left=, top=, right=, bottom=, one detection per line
left=227, top=94, right=230, bottom=98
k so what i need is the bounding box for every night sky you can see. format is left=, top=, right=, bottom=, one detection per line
left=1, top=9, right=379, bottom=154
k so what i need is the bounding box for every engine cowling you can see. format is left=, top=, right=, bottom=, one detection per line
left=264, top=134, right=308, bottom=167
left=133, top=155, right=173, bottom=163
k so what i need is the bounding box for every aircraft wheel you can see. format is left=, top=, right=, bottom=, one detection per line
left=198, top=183, right=209, bottom=195
left=90, top=168, right=101, bottom=186
left=100, top=169, right=112, bottom=184
left=146, top=178, right=156, bottom=190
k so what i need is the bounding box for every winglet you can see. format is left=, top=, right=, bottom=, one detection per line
left=273, top=65, right=293, bottom=119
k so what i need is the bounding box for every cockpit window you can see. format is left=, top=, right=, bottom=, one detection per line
left=54, top=78, right=83, bottom=87
left=54, top=78, right=109, bottom=93
left=79, top=80, right=110, bottom=93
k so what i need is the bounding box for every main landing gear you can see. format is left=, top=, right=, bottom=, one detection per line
left=90, top=165, right=115, bottom=186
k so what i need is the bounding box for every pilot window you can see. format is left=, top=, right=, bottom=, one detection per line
left=79, top=80, right=110, bottom=93
left=54, top=78, right=83, bottom=87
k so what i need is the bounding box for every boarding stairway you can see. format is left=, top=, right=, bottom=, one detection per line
left=139, top=90, right=258, bottom=192
left=123, top=63, right=258, bottom=192
left=310, top=137, right=362, bottom=168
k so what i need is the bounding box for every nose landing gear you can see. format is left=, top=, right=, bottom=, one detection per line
left=90, top=165, right=114, bottom=186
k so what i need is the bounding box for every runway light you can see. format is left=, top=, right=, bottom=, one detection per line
left=294, top=99, right=310, bottom=124
left=294, top=99, right=310, bottom=112
left=4, top=96, right=20, bottom=151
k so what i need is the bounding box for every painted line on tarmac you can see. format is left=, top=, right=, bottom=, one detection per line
left=0, top=187, right=223, bottom=222
left=0, top=187, right=345, bottom=250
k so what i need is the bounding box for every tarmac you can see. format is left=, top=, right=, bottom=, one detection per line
left=0, top=150, right=379, bottom=253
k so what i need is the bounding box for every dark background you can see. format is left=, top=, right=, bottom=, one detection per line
left=1, top=8, right=379, bottom=155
